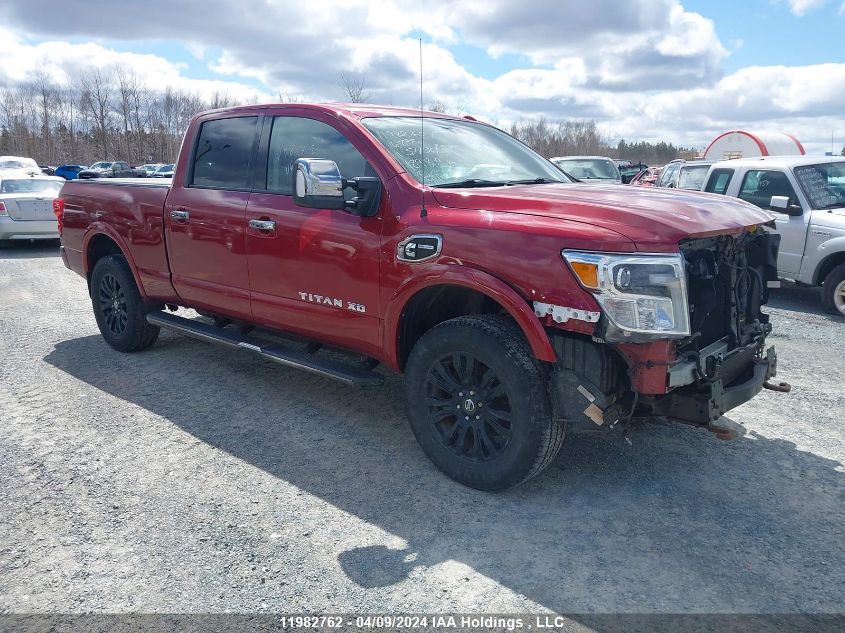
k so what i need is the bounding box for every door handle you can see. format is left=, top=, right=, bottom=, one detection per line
left=249, top=219, right=276, bottom=231
left=171, top=209, right=189, bottom=221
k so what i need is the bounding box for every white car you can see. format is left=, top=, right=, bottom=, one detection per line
left=0, top=155, right=41, bottom=175
left=0, top=174, right=64, bottom=242
left=550, top=155, right=622, bottom=184
left=703, top=156, right=845, bottom=315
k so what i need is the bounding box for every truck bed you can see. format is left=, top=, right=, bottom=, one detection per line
left=59, top=177, right=177, bottom=302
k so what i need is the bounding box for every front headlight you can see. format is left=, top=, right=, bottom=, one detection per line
left=563, top=250, right=690, bottom=338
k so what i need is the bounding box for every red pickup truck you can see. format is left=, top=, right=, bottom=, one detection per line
left=58, top=103, right=785, bottom=490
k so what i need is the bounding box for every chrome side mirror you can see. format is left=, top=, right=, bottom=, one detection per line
left=293, top=158, right=345, bottom=210
left=292, top=157, right=383, bottom=217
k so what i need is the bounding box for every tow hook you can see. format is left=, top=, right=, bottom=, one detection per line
left=763, top=380, right=792, bottom=393
left=707, top=422, right=737, bottom=441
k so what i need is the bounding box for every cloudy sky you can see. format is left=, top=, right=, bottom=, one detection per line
left=0, top=0, right=843, bottom=152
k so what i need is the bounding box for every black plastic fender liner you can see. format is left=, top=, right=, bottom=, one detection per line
left=547, top=332, right=628, bottom=432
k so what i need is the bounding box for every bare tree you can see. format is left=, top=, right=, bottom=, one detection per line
left=80, top=68, right=113, bottom=159
left=33, top=73, right=54, bottom=162
left=428, top=100, right=447, bottom=113
left=339, top=72, right=369, bottom=103
left=0, top=73, right=689, bottom=167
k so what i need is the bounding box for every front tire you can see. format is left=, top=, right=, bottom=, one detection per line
left=821, top=263, right=845, bottom=317
left=90, top=255, right=159, bottom=352
left=404, top=315, right=563, bottom=491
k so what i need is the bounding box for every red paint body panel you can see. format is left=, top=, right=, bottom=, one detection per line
left=432, top=182, right=773, bottom=251
left=60, top=180, right=179, bottom=302
left=58, top=103, right=771, bottom=394
left=165, top=186, right=253, bottom=320
left=614, top=341, right=677, bottom=395
left=246, top=192, right=383, bottom=358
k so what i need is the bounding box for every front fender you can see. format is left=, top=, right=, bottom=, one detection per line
left=804, top=233, right=845, bottom=284
left=384, top=264, right=556, bottom=370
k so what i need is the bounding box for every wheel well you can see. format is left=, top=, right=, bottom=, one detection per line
left=86, top=234, right=123, bottom=287
left=815, top=252, right=845, bottom=286
left=397, top=284, right=512, bottom=370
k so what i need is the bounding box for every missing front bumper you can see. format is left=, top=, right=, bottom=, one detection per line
left=650, top=346, right=778, bottom=424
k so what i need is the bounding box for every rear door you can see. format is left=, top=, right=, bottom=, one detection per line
left=244, top=112, right=384, bottom=357
left=165, top=114, right=260, bottom=320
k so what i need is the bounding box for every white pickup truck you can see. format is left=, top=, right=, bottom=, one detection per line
left=703, top=156, right=845, bottom=316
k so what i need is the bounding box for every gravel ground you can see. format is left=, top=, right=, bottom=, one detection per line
left=1, top=241, right=843, bottom=619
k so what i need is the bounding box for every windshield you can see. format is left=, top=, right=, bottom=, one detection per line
left=362, top=117, right=569, bottom=187
left=0, top=179, right=63, bottom=195
left=678, top=165, right=710, bottom=190
left=156, top=164, right=174, bottom=173
left=552, top=158, right=620, bottom=181
left=793, top=162, right=845, bottom=209
left=90, top=162, right=111, bottom=170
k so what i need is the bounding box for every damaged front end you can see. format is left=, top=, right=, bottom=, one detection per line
left=548, top=228, right=786, bottom=434
left=642, top=229, right=783, bottom=426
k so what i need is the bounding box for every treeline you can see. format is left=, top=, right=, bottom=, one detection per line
left=0, top=69, right=689, bottom=167
left=509, top=118, right=690, bottom=165
left=0, top=68, right=241, bottom=166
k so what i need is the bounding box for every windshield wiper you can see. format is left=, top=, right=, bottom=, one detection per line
left=432, top=179, right=509, bottom=188
left=503, top=177, right=560, bottom=185
left=433, top=177, right=564, bottom=188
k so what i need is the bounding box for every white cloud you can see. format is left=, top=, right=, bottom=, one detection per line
left=0, top=26, right=271, bottom=102
left=0, top=0, right=841, bottom=153
left=779, top=0, right=827, bottom=16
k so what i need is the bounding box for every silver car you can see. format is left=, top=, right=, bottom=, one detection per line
left=0, top=174, right=64, bottom=241
left=550, top=155, right=622, bottom=184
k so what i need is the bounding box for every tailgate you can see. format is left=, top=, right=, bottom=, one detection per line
left=3, top=196, right=56, bottom=221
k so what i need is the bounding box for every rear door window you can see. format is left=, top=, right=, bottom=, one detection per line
left=704, top=168, right=734, bottom=195
left=191, top=116, right=259, bottom=190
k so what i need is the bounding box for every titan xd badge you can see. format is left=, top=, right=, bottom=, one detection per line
left=397, top=234, right=443, bottom=262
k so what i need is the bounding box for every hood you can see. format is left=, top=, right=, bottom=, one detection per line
left=813, top=206, right=845, bottom=228
left=432, top=183, right=772, bottom=250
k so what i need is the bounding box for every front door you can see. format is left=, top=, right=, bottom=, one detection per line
left=245, top=113, right=383, bottom=358
left=165, top=114, right=259, bottom=319
left=736, top=169, right=808, bottom=275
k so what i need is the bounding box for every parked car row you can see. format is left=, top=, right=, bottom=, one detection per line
left=0, top=157, right=177, bottom=181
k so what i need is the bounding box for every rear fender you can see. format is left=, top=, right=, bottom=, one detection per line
left=82, top=224, right=148, bottom=300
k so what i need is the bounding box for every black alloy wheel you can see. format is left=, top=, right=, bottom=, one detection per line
left=98, top=272, right=128, bottom=335
left=90, top=254, right=160, bottom=352
left=425, top=352, right=513, bottom=462
left=404, top=314, right=564, bottom=490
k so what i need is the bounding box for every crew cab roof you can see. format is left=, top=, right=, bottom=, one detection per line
left=196, top=102, right=465, bottom=121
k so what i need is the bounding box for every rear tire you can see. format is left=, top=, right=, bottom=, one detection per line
left=404, top=315, right=563, bottom=491
left=821, top=263, right=845, bottom=317
left=90, top=255, right=159, bottom=352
